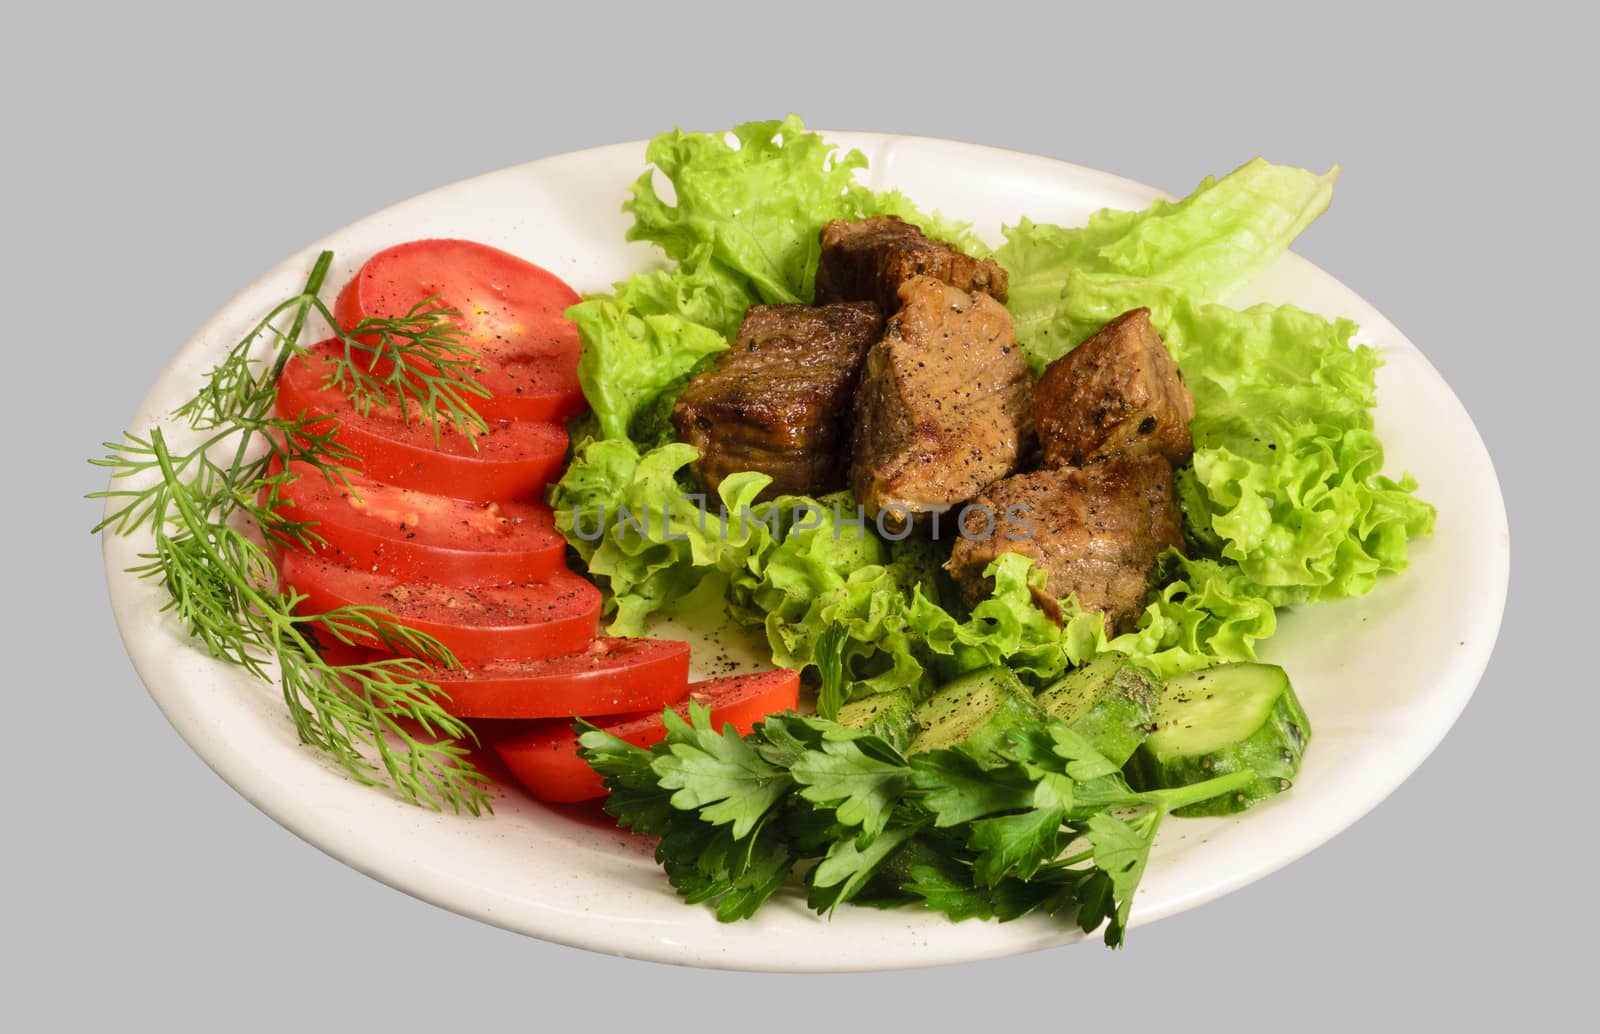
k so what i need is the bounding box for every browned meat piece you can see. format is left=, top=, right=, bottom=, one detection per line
left=1034, top=308, right=1195, bottom=468
left=816, top=216, right=1009, bottom=314
left=671, top=302, right=884, bottom=498
left=947, top=454, right=1185, bottom=633
left=851, top=276, right=1031, bottom=533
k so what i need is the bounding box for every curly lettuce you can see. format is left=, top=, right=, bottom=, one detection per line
left=998, top=159, right=1433, bottom=606
left=1013, top=266, right=1435, bottom=601
left=570, top=247, right=753, bottom=445
left=550, top=439, right=773, bottom=635
left=553, top=440, right=1281, bottom=699
left=999, top=158, right=1338, bottom=369
left=573, top=116, right=985, bottom=448
left=554, top=121, right=1433, bottom=710
left=628, top=114, right=986, bottom=306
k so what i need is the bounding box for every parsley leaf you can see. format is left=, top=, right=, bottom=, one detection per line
left=990, top=872, right=1081, bottom=922
left=1008, top=721, right=1121, bottom=782
left=658, top=813, right=797, bottom=921
left=909, top=750, right=1035, bottom=826
left=1007, top=721, right=1142, bottom=816
left=791, top=737, right=909, bottom=844
left=903, top=862, right=996, bottom=922
left=807, top=826, right=916, bottom=914
left=1081, top=810, right=1162, bottom=947
left=575, top=676, right=1256, bottom=948
left=577, top=724, right=678, bottom=836
left=969, top=806, right=1068, bottom=886
left=652, top=705, right=793, bottom=838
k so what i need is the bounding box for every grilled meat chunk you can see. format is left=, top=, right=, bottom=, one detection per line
left=1034, top=308, right=1195, bottom=468
left=947, top=454, right=1184, bottom=633
left=851, top=276, right=1031, bottom=532
left=672, top=301, right=883, bottom=498
left=816, top=215, right=1009, bottom=315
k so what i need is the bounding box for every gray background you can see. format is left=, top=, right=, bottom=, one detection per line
left=7, top=2, right=1589, bottom=1029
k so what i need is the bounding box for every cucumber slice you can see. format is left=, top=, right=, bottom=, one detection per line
left=908, top=667, right=1043, bottom=758
left=1035, top=657, right=1161, bottom=766
left=1126, top=662, right=1310, bottom=817
left=837, top=690, right=920, bottom=750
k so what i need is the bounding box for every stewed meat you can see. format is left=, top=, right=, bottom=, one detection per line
left=851, top=276, right=1031, bottom=532
left=1033, top=308, right=1195, bottom=468
left=946, top=454, right=1185, bottom=633
left=816, top=216, right=1009, bottom=315
left=671, top=301, right=883, bottom=498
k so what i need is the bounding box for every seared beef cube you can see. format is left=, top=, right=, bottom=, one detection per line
left=947, top=454, right=1184, bottom=633
left=851, top=276, right=1031, bottom=532
left=1034, top=308, right=1195, bottom=468
left=816, top=216, right=1009, bottom=314
left=671, top=301, right=883, bottom=498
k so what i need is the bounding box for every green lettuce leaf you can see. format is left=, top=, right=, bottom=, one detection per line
left=568, top=301, right=724, bottom=445
left=627, top=115, right=986, bottom=306
left=575, top=116, right=987, bottom=448
left=613, top=244, right=757, bottom=339
left=1093, top=158, right=1335, bottom=298
left=550, top=439, right=774, bottom=635
left=570, top=247, right=753, bottom=444
left=1053, top=275, right=1436, bottom=599
left=725, top=492, right=884, bottom=631
left=995, top=157, right=1431, bottom=614
left=999, top=158, right=1337, bottom=369
left=557, top=123, right=1433, bottom=715
left=551, top=435, right=1298, bottom=697
left=909, top=554, right=1097, bottom=685
left=716, top=492, right=930, bottom=701
left=1107, top=555, right=1282, bottom=675
left=626, top=115, right=867, bottom=305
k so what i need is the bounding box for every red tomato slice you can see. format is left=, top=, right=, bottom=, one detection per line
left=334, top=239, right=586, bottom=423
left=278, top=550, right=601, bottom=665
left=276, top=339, right=568, bottom=501
left=321, top=637, right=692, bottom=720
left=485, top=668, right=802, bottom=803
left=266, top=461, right=565, bottom=585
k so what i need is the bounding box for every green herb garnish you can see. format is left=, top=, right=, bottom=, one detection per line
left=579, top=706, right=1253, bottom=946
left=92, top=251, right=494, bottom=813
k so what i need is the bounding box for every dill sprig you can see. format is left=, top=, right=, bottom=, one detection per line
left=172, top=257, right=489, bottom=444
left=323, top=301, right=492, bottom=443
left=91, top=250, right=496, bottom=815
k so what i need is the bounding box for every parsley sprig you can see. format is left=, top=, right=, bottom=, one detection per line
left=92, top=251, right=495, bottom=813
left=580, top=706, right=1254, bottom=946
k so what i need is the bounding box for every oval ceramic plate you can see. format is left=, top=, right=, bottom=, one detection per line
left=103, top=133, right=1509, bottom=971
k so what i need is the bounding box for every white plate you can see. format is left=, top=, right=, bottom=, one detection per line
left=102, top=133, right=1509, bottom=971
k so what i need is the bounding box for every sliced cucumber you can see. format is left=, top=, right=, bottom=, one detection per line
left=1126, top=662, right=1310, bottom=817
left=908, top=667, right=1043, bottom=758
left=837, top=689, right=920, bottom=750
left=1034, top=657, right=1161, bottom=766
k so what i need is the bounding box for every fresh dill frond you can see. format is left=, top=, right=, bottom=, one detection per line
left=91, top=250, right=496, bottom=815
left=317, top=298, right=492, bottom=443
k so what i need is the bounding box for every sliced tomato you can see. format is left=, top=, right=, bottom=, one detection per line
left=321, top=636, right=692, bottom=720
left=278, top=550, right=600, bottom=665
left=334, top=239, right=586, bottom=423
left=266, top=461, right=565, bottom=585
left=276, top=339, right=568, bottom=501
left=485, top=668, right=802, bottom=803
